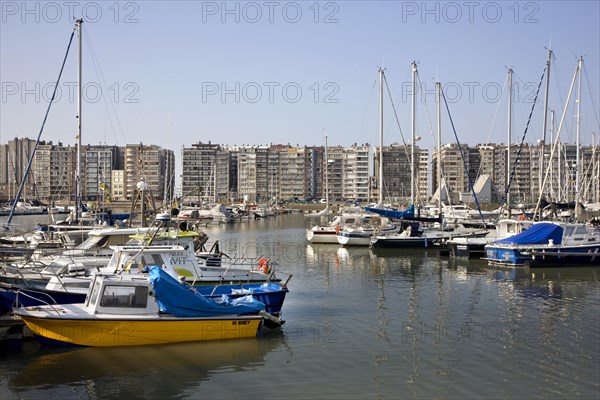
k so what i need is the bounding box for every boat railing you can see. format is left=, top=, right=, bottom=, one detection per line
left=3, top=260, right=49, bottom=287
left=15, top=288, right=60, bottom=311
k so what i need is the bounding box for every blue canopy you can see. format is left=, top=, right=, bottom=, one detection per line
left=494, top=222, right=564, bottom=245
left=148, top=266, right=265, bottom=317
left=365, top=204, right=415, bottom=219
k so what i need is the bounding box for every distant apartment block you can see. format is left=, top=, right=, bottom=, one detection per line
left=0, top=137, right=38, bottom=202
left=124, top=144, right=175, bottom=203
left=33, top=142, right=77, bottom=202
left=374, top=144, right=428, bottom=203
left=2, top=137, right=598, bottom=206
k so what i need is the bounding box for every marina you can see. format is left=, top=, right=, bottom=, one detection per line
left=1, top=2, right=599, bottom=398
left=1, top=213, right=599, bottom=399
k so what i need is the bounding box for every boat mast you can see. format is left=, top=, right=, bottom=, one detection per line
left=411, top=62, right=416, bottom=206
left=506, top=68, right=513, bottom=218
left=213, top=164, right=217, bottom=203
left=436, top=81, right=442, bottom=215
left=575, top=56, right=583, bottom=219
left=75, top=18, right=83, bottom=222
left=324, top=131, right=329, bottom=206
left=5, top=21, right=78, bottom=227
left=555, top=111, right=562, bottom=201
left=549, top=109, right=555, bottom=198
left=378, top=67, right=384, bottom=206
left=533, top=60, right=579, bottom=220
left=539, top=48, right=552, bottom=199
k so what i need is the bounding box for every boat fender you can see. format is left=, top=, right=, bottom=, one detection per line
left=259, top=310, right=284, bottom=328
left=258, top=257, right=270, bottom=274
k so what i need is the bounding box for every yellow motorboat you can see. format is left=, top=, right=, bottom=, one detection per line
left=13, top=266, right=267, bottom=347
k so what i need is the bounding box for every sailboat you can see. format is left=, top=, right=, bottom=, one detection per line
left=306, top=133, right=331, bottom=219
left=306, top=133, right=361, bottom=244
left=336, top=68, right=398, bottom=247
left=368, top=63, right=435, bottom=248
left=485, top=57, right=600, bottom=267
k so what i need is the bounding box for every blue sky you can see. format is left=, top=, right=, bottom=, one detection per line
left=1, top=1, right=599, bottom=163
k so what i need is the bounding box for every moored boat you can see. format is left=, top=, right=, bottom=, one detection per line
left=13, top=266, right=275, bottom=347
left=1, top=243, right=288, bottom=315
left=336, top=215, right=398, bottom=247
left=446, top=219, right=533, bottom=258
left=484, top=221, right=600, bottom=266
left=306, top=214, right=363, bottom=244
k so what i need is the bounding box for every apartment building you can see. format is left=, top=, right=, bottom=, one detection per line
left=3, top=137, right=598, bottom=206
left=375, top=144, right=428, bottom=203
left=33, top=142, right=76, bottom=202
left=82, top=145, right=123, bottom=201
left=124, top=144, right=174, bottom=202
left=0, top=137, right=38, bottom=202
left=181, top=142, right=222, bottom=204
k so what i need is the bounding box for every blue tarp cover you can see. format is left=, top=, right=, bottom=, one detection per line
left=365, top=204, right=415, bottom=219
left=494, top=222, right=564, bottom=245
left=148, top=266, right=265, bottom=317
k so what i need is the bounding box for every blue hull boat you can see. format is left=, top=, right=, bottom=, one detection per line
left=485, top=222, right=600, bottom=266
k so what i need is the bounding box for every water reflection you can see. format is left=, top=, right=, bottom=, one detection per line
left=7, top=334, right=288, bottom=399
left=2, top=213, right=599, bottom=399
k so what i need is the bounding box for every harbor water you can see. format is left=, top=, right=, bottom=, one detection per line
left=1, top=213, right=599, bottom=399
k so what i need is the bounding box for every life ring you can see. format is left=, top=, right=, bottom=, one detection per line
left=258, top=257, right=270, bottom=274
left=518, top=213, right=526, bottom=221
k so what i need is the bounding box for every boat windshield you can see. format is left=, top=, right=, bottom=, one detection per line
left=100, top=285, right=148, bottom=308
left=76, top=235, right=108, bottom=250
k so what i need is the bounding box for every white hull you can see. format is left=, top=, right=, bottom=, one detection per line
left=337, top=233, right=371, bottom=246
left=306, top=228, right=342, bottom=244
left=337, top=225, right=397, bottom=247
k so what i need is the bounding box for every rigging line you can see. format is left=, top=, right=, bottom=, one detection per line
left=505, top=66, right=546, bottom=201
left=383, top=69, right=427, bottom=206
left=382, top=72, right=409, bottom=148
left=551, top=56, right=573, bottom=142
left=356, top=75, right=378, bottom=143
left=5, top=27, right=76, bottom=227
left=414, top=71, right=437, bottom=207
left=477, top=75, right=509, bottom=188
left=382, top=72, right=414, bottom=199
left=83, top=29, right=127, bottom=146
left=583, top=66, right=600, bottom=132
left=415, top=70, right=435, bottom=151
left=533, top=61, right=580, bottom=218
left=440, top=86, right=487, bottom=227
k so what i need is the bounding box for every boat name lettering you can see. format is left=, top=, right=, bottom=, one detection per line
left=170, top=257, right=189, bottom=265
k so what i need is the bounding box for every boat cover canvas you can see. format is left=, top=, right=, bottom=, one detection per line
left=493, top=222, right=563, bottom=245
left=365, top=204, right=415, bottom=219
left=148, top=266, right=265, bottom=317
